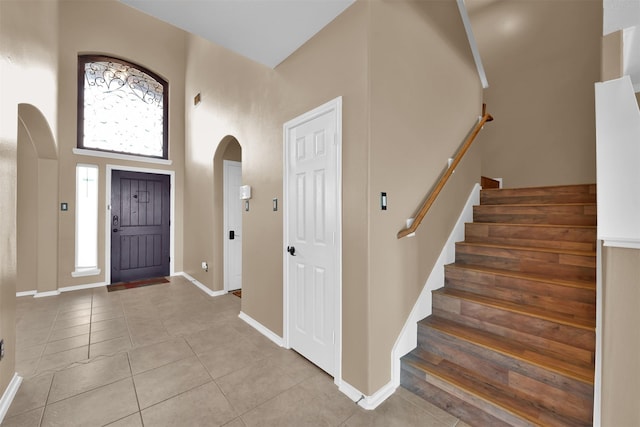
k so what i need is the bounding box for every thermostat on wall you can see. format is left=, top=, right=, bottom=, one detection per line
left=239, top=185, right=252, bottom=200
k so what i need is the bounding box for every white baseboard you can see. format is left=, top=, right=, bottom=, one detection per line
left=17, top=281, right=106, bottom=298
left=177, top=272, right=227, bottom=297
left=390, top=183, right=481, bottom=390
left=59, top=282, right=106, bottom=293
left=16, top=291, right=36, bottom=297
left=33, top=290, right=61, bottom=298
left=238, top=311, right=284, bottom=347
left=339, top=379, right=397, bottom=410
left=0, top=373, right=22, bottom=424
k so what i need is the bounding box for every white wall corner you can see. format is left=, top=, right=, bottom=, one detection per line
left=457, top=0, right=489, bottom=89
left=623, top=26, right=640, bottom=90
left=338, top=379, right=397, bottom=410
left=593, top=241, right=604, bottom=427
left=390, top=183, right=481, bottom=393
left=238, top=311, right=284, bottom=347
left=0, top=374, right=22, bottom=424
left=177, top=272, right=227, bottom=297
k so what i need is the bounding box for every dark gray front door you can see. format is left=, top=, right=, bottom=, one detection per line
left=111, top=170, right=170, bottom=283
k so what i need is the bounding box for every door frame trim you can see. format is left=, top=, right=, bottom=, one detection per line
left=105, top=164, right=175, bottom=284
left=282, top=96, right=343, bottom=384
left=223, top=159, right=242, bottom=292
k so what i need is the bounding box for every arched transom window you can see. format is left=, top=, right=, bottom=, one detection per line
left=77, top=55, right=168, bottom=159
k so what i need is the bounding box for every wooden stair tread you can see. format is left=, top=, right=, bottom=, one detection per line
left=421, top=316, right=594, bottom=384
left=457, top=241, right=596, bottom=258
left=445, top=263, right=595, bottom=290
left=402, top=183, right=596, bottom=425
left=470, top=222, right=596, bottom=230
left=435, top=288, right=596, bottom=330
left=403, top=350, right=588, bottom=427
left=477, top=202, right=596, bottom=207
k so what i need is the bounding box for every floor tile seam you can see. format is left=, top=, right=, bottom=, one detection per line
left=46, top=368, right=133, bottom=406
left=42, top=333, right=91, bottom=356
left=239, top=377, right=355, bottom=426
left=56, top=310, right=93, bottom=321
left=214, top=369, right=303, bottom=419
left=17, top=343, right=46, bottom=363
left=125, top=350, right=144, bottom=421
left=40, top=367, right=56, bottom=424
left=89, top=346, right=132, bottom=361
left=42, top=378, right=139, bottom=425
left=129, top=349, right=196, bottom=377
left=47, top=328, right=90, bottom=343
left=89, top=328, right=131, bottom=345
left=136, top=377, right=221, bottom=415
left=206, top=358, right=264, bottom=418
left=51, top=319, right=91, bottom=331
left=395, top=390, right=459, bottom=425
left=232, top=379, right=328, bottom=426
left=35, top=350, right=114, bottom=378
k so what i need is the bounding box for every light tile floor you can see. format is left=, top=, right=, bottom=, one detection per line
left=4, top=276, right=468, bottom=426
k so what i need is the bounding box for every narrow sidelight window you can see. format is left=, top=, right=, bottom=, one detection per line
left=74, top=164, right=99, bottom=275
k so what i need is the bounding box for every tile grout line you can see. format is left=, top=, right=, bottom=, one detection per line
left=182, top=336, right=252, bottom=421
left=88, top=292, right=94, bottom=360
left=39, top=323, right=60, bottom=427
left=125, top=349, right=145, bottom=427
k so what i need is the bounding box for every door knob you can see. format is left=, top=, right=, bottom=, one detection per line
left=229, top=230, right=235, bottom=240
left=287, top=246, right=296, bottom=256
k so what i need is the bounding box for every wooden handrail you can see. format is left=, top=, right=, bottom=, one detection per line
left=397, top=105, right=494, bottom=239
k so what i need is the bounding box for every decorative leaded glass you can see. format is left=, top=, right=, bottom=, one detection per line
left=78, top=56, right=168, bottom=159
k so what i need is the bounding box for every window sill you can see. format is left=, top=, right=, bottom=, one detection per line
left=73, top=148, right=172, bottom=165
left=72, top=268, right=101, bottom=278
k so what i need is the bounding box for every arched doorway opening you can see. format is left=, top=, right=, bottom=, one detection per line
left=17, top=103, right=59, bottom=296
left=212, top=136, right=242, bottom=292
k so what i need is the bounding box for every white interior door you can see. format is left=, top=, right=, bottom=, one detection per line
left=285, top=98, right=341, bottom=377
left=224, top=160, right=242, bottom=291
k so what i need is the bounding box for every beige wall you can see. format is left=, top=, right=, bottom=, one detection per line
left=0, top=0, right=59, bottom=395
left=602, top=30, right=623, bottom=82
left=56, top=1, right=187, bottom=287
left=184, top=0, right=481, bottom=393
left=184, top=1, right=370, bottom=388
left=366, top=0, right=482, bottom=391
left=598, top=20, right=640, bottom=427
left=469, top=0, right=601, bottom=188
left=17, top=124, right=39, bottom=293
left=601, top=246, right=640, bottom=425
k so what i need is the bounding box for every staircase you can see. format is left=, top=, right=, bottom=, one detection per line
left=401, top=184, right=597, bottom=426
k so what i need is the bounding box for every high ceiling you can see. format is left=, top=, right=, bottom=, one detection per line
left=119, top=0, right=355, bottom=68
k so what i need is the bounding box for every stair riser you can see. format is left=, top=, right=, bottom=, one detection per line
left=444, top=268, right=595, bottom=320
left=433, top=293, right=595, bottom=353
left=418, top=326, right=594, bottom=412
left=480, top=184, right=596, bottom=205
left=433, top=307, right=594, bottom=366
left=445, top=265, right=596, bottom=305
left=465, top=223, right=596, bottom=251
left=473, top=205, right=596, bottom=226
left=455, top=245, right=596, bottom=282
left=401, top=363, right=530, bottom=427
